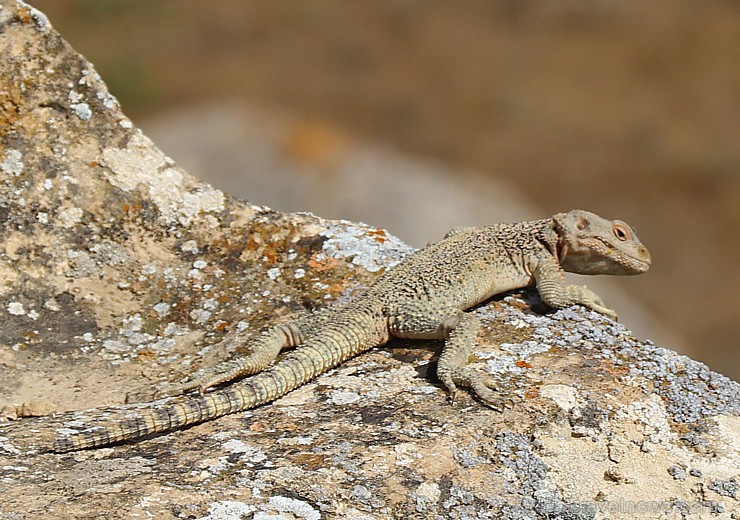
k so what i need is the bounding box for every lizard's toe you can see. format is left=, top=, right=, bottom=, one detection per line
left=598, top=307, right=618, bottom=321
left=471, top=385, right=507, bottom=412
left=579, top=302, right=618, bottom=321
left=444, top=367, right=507, bottom=412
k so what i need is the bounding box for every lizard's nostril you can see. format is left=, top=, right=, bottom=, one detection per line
left=640, top=247, right=652, bottom=265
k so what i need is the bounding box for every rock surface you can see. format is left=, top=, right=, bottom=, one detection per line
left=0, top=2, right=738, bottom=518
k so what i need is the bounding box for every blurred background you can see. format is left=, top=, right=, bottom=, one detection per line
left=30, top=1, right=739, bottom=380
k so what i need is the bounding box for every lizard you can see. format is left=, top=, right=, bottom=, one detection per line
left=51, top=209, right=651, bottom=452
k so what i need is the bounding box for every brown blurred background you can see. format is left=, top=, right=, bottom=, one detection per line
left=29, top=1, right=739, bottom=379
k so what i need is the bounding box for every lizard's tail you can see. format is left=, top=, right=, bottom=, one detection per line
left=52, top=312, right=386, bottom=452
left=51, top=388, right=249, bottom=453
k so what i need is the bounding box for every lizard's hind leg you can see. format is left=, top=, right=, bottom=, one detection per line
left=434, top=312, right=507, bottom=411
left=387, top=301, right=506, bottom=411
left=157, top=314, right=321, bottom=397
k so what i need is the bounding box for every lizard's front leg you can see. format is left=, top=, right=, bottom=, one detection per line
left=533, top=255, right=618, bottom=319
left=387, top=301, right=505, bottom=410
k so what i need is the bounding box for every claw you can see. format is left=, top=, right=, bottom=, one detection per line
left=477, top=391, right=507, bottom=412
left=469, top=379, right=506, bottom=412
left=484, top=399, right=505, bottom=412
left=599, top=307, right=618, bottom=321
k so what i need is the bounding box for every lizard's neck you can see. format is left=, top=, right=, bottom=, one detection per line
left=531, top=219, right=562, bottom=263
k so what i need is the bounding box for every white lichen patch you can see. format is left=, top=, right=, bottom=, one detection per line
left=413, top=481, right=442, bottom=513
left=181, top=240, right=199, bottom=254
left=0, top=150, right=23, bottom=176
left=103, top=133, right=165, bottom=191
left=198, top=495, right=321, bottom=520
left=6, top=302, right=25, bottom=316
left=392, top=443, right=423, bottom=467
left=477, top=338, right=550, bottom=377
left=57, top=207, right=84, bottom=228
left=140, top=263, right=157, bottom=276
left=198, top=500, right=256, bottom=520
left=618, top=394, right=676, bottom=447
left=44, top=298, right=61, bottom=311
left=540, top=384, right=579, bottom=412
left=499, top=340, right=551, bottom=358
left=73, top=102, right=92, bottom=120
left=16, top=1, right=50, bottom=31
left=0, top=436, right=22, bottom=455
left=121, top=314, right=143, bottom=335
left=235, top=320, right=250, bottom=332
left=221, top=440, right=268, bottom=464
left=190, top=309, right=211, bottom=325
left=153, top=302, right=171, bottom=317
left=102, top=339, right=128, bottom=352
left=261, top=496, right=321, bottom=520
left=193, top=456, right=230, bottom=480
left=181, top=188, right=225, bottom=226
left=320, top=221, right=412, bottom=272
left=276, top=435, right=315, bottom=447
left=101, top=133, right=224, bottom=226
left=329, top=389, right=361, bottom=406
left=163, top=322, right=191, bottom=336
left=149, top=337, right=176, bottom=352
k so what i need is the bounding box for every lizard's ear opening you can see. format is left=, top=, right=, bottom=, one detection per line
left=554, top=210, right=592, bottom=235
left=575, top=216, right=589, bottom=231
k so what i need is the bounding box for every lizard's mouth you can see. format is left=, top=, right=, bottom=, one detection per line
left=562, top=237, right=651, bottom=275
left=591, top=236, right=651, bottom=273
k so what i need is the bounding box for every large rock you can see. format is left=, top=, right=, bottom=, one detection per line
left=0, top=2, right=737, bottom=518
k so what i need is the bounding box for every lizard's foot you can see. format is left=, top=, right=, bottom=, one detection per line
left=156, top=375, right=231, bottom=398
left=155, top=352, right=281, bottom=398
left=468, top=380, right=507, bottom=412
left=567, top=285, right=618, bottom=320
left=440, top=377, right=459, bottom=404
left=585, top=303, right=618, bottom=321
left=443, top=368, right=507, bottom=412
left=155, top=380, right=200, bottom=398
left=155, top=366, right=228, bottom=397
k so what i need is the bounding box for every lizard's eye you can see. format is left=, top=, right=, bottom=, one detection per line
left=612, top=223, right=630, bottom=241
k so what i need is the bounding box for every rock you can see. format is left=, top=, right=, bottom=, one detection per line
left=0, top=2, right=738, bottom=518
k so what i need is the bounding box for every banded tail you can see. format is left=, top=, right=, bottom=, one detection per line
left=53, top=310, right=386, bottom=452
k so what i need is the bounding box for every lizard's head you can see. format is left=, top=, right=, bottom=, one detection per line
left=553, top=210, right=651, bottom=275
